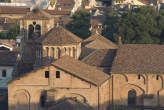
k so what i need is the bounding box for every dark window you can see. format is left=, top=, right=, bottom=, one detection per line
left=28, top=24, right=34, bottom=39
left=35, top=24, right=41, bottom=38
left=56, top=71, right=60, bottom=78
left=40, top=91, right=47, bottom=107
left=2, top=70, right=6, bottom=77
left=128, top=89, right=136, bottom=106
left=156, top=75, right=159, bottom=80
left=45, top=71, right=49, bottom=78
left=57, top=48, right=60, bottom=58
left=46, top=47, right=49, bottom=57
left=33, top=21, right=36, bottom=25
left=138, top=74, right=140, bottom=79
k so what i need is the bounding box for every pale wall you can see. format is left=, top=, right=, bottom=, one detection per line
left=110, top=73, right=164, bottom=107
left=0, top=66, right=13, bottom=80
left=8, top=65, right=102, bottom=110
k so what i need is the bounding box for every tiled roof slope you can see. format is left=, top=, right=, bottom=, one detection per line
left=85, top=39, right=115, bottom=49
left=84, top=34, right=118, bottom=49
left=111, top=44, right=164, bottom=73
left=21, top=9, right=52, bottom=20
left=82, top=49, right=117, bottom=67
left=40, top=26, right=82, bottom=46
left=0, top=51, right=18, bottom=66
left=53, top=56, right=109, bottom=86
left=44, top=9, right=71, bottom=15
left=0, top=7, right=30, bottom=14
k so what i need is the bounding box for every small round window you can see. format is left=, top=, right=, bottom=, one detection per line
left=33, top=21, right=36, bottom=25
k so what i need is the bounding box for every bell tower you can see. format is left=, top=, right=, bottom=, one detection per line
left=19, top=8, right=54, bottom=66
left=19, top=8, right=54, bottom=41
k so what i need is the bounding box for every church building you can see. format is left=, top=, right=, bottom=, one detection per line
left=7, top=8, right=164, bottom=110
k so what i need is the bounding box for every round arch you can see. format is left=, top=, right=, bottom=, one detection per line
left=119, top=83, right=145, bottom=105
left=13, top=89, right=30, bottom=110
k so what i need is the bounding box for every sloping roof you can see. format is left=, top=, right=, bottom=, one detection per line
left=82, top=49, right=116, bottom=67
left=21, top=8, right=52, bottom=20
left=111, top=44, right=164, bottom=73
left=0, top=51, right=18, bottom=66
left=53, top=56, right=109, bottom=86
left=44, top=9, right=71, bottom=15
left=84, top=34, right=118, bottom=49
left=39, top=26, right=82, bottom=46
left=85, top=39, right=115, bottom=49
left=0, top=7, right=30, bottom=14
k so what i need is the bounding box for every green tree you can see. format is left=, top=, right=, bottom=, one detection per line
left=0, top=22, right=20, bottom=39
left=66, top=10, right=91, bottom=39
left=102, top=6, right=164, bottom=44
left=0, top=0, right=10, bottom=3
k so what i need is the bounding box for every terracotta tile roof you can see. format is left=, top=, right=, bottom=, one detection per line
left=39, top=26, right=82, bottom=46
left=90, top=16, right=105, bottom=26
left=21, top=9, right=52, bottom=20
left=79, top=47, right=95, bottom=60
left=111, top=44, right=164, bottom=73
left=0, top=51, right=18, bottom=66
left=53, top=56, right=109, bottom=86
left=84, top=34, right=118, bottom=49
left=0, top=18, right=17, bottom=24
left=85, top=39, right=116, bottom=49
left=44, top=9, right=71, bottom=15
left=0, top=7, right=30, bottom=14
left=53, top=17, right=72, bottom=26
left=82, top=49, right=117, bottom=67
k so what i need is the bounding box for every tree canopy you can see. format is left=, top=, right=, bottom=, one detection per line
left=66, top=10, right=91, bottom=39
left=0, top=22, right=20, bottom=39
left=102, top=6, right=164, bottom=44
left=0, top=0, right=10, bottom=2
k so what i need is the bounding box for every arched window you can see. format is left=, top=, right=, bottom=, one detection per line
left=46, top=47, right=49, bottom=57
left=35, top=24, right=41, bottom=38
left=28, top=24, right=34, bottom=39
left=57, top=47, right=61, bottom=59
left=69, top=48, right=71, bottom=56
left=51, top=47, right=55, bottom=58
left=128, top=89, right=136, bottom=106
left=72, top=47, right=76, bottom=58
left=64, top=47, right=67, bottom=55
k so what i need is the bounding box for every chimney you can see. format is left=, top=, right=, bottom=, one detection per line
left=118, top=36, right=122, bottom=45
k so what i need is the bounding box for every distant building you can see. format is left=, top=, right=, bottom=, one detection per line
left=0, top=51, right=18, bottom=96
